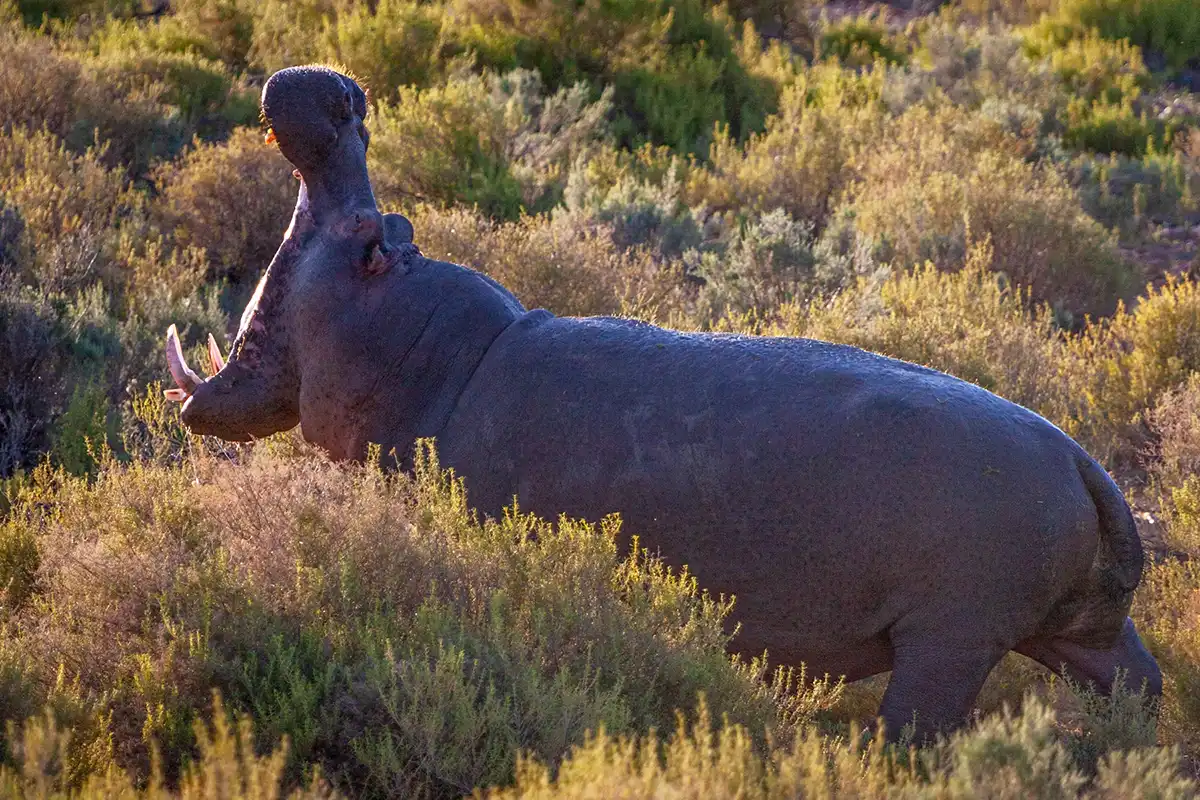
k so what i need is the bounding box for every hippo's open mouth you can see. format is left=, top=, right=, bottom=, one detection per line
left=163, top=65, right=382, bottom=441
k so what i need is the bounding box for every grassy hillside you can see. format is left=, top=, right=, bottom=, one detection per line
left=2, top=0, right=1200, bottom=795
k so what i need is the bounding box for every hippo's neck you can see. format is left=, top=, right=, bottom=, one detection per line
left=352, top=257, right=530, bottom=466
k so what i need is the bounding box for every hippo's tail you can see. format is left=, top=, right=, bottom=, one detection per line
left=1082, top=456, right=1144, bottom=595
left=1047, top=456, right=1145, bottom=647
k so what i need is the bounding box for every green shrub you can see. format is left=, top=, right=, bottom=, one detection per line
left=1064, top=98, right=1179, bottom=156
left=247, top=0, right=332, bottom=75
left=1071, top=150, right=1193, bottom=237
left=369, top=69, right=611, bottom=219
left=316, top=0, right=443, bottom=99
left=0, top=693, right=332, bottom=798
left=686, top=65, right=886, bottom=226
left=370, top=72, right=521, bottom=219
left=1048, top=0, right=1200, bottom=72
left=1024, top=28, right=1150, bottom=105
left=14, top=0, right=123, bottom=24
left=48, top=383, right=110, bottom=477
left=82, top=33, right=260, bottom=136
left=447, top=0, right=777, bottom=154
left=817, top=11, right=909, bottom=67
left=170, top=0, right=255, bottom=69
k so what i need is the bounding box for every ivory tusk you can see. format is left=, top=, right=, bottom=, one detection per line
left=207, top=333, right=226, bottom=375
left=165, top=324, right=203, bottom=396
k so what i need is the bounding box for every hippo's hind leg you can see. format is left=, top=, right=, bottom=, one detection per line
left=1015, top=617, right=1163, bottom=703
left=878, top=634, right=1009, bottom=743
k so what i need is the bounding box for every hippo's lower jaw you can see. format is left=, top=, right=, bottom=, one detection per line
left=179, top=380, right=297, bottom=442
left=164, top=324, right=299, bottom=442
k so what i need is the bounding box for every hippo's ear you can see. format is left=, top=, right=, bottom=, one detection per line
left=384, top=213, right=414, bottom=245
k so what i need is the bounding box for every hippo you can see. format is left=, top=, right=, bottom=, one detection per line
left=163, top=65, right=1162, bottom=742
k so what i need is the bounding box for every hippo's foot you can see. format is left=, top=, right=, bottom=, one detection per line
left=878, top=637, right=1008, bottom=744
left=1015, top=617, right=1164, bottom=706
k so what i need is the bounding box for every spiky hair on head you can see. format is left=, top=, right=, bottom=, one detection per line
left=259, top=62, right=372, bottom=141
left=259, top=65, right=371, bottom=170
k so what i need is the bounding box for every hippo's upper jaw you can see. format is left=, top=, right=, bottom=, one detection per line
left=260, top=65, right=380, bottom=228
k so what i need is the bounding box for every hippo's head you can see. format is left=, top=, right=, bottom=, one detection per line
left=164, top=65, right=415, bottom=442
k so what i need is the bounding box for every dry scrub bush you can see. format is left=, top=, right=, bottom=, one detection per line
left=1069, top=276, right=1200, bottom=463
left=1134, top=557, right=1200, bottom=749
left=905, top=19, right=1061, bottom=114
left=150, top=128, right=297, bottom=286
left=0, top=288, right=66, bottom=477
left=738, top=245, right=1084, bottom=437
left=1147, top=374, right=1200, bottom=494
left=0, top=127, right=140, bottom=295
left=1145, top=376, right=1200, bottom=557
left=486, top=695, right=1186, bottom=799
left=687, top=209, right=822, bottom=319
left=0, top=438, right=819, bottom=795
left=0, top=694, right=331, bottom=798
left=845, top=104, right=1132, bottom=317
left=0, top=437, right=1186, bottom=797
left=0, top=28, right=176, bottom=175
left=412, top=205, right=678, bottom=317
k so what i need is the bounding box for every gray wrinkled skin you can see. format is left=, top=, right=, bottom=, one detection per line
left=169, top=65, right=1162, bottom=742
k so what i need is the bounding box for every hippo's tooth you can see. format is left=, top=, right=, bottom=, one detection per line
left=207, top=333, right=226, bottom=375
left=163, top=388, right=188, bottom=402
left=165, top=324, right=203, bottom=395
